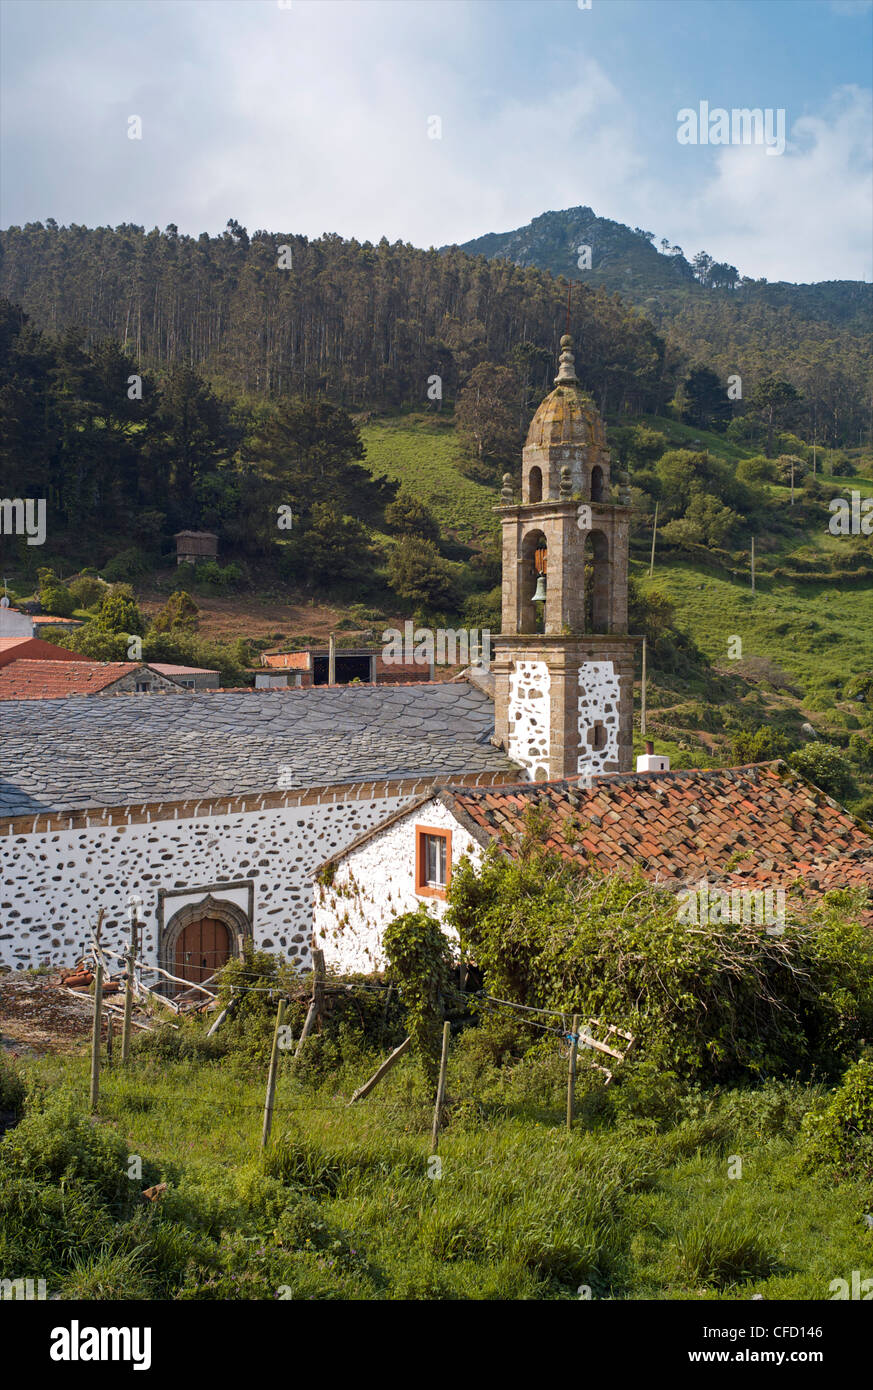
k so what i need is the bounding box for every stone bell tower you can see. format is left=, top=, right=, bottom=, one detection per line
left=492, top=334, right=638, bottom=781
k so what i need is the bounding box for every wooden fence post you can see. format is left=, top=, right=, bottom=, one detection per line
left=261, top=998, right=286, bottom=1151
left=431, top=1022, right=451, bottom=1151
left=347, top=1036, right=411, bottom=1105
left=89, top=962, right=104, bottom=1114
left=295, top=949, right=325, bottom=1057
left=566, top=1014, right=579, bottom=1130
left=121, top=920, right=136, bottom=1064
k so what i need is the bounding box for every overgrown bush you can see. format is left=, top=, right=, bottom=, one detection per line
left=0, top=1054, right=25, bottom=1117
left=789, top=742, right=856, bottom=800
left=67, top=574, right=106, bottom=609
left=0, top=1094, right=157, bottom=1210
left=800, top=1057, right=873, bottom=1181
left=102, top=547, right=151, bottom=582
left=383, top=907, right=456, bottom=1092
left=447, top=848, right=873, bottom=1083
left=38, top=580, right=75, bottom=617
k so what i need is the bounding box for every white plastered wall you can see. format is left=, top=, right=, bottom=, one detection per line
left=577, top=661, right=621, bottom=774
left=507, top=660, right=550, bottom=779
left=313, top=798, right=483, bottom=974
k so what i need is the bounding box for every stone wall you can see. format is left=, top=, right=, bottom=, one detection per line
left=103, top=667, right=184, bottom=695
left=0, top=790, right=410, bottom=971
left=0, top=772, right=513, bottom=972
left=506, top=660, right=550, bottom=780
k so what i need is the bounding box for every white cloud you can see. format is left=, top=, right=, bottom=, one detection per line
left=659, top=87, right=873, bottom=281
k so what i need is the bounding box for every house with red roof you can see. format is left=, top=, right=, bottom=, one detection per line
left=0, top=660, right=186, bottom=700
left=312, top=763, right=873, bottom=973
left=0, top=636, right=83, bottom=670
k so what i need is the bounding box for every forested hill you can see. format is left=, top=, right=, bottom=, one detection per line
left=0, top=221, right=669, bottom=416
left=2, top=216, right=869, bottom=440
left=455, top=206, right=872, bottom=427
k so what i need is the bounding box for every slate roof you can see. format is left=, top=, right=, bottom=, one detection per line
left=0, top=660, right=160, bottom=701
left=438, top=763, right=873, bottom=913
left=0, top=682, right=517, bottom=816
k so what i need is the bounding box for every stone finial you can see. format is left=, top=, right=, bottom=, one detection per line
left=554, top=334, right=578, bottom=386
left=500, top=473, right=515, bottom=503
left=559, top=465, right=573, bottom=500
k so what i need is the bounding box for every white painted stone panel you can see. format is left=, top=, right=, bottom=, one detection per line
left=507, top=660, right=550, bottom=778
left=577, top=661, right=621, bottom=774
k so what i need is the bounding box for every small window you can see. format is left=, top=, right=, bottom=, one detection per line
left=415, top=826, right=452, bottom=899
left=587, top=721, right=608, bottom=750
left=135, top=682, right=151, bottom=693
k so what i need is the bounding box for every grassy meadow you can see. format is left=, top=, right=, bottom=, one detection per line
left=361, top=412, right=500, bottom=547
left=2, top=1032, right=870, bottom=1302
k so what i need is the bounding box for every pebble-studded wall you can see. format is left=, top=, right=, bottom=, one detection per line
left=506, top=660, right=551, bottom=779
left=0, top=792, right=412, bottom=971
left=313, top=798, right=482, bottom=974
left=577, top=661, right=621, bottom=775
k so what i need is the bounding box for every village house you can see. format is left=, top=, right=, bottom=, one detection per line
left=312, top=764, right=873, bottom=972
left=0, top=635, right=83, bottom=670
left=260, top=644, right=432, bottom=687
left=0, top=660, right=187, bottom=700
left=1, top=335, right=869, bottom=981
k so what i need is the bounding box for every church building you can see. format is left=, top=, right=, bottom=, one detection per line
left=3, top=336, right=865, bottom=980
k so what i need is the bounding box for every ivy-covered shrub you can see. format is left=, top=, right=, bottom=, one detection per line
left=800, top=1057, right=873, bottom=1180
left=446, top=847, right=873, bottom=1083
left=0, top=1095, right=155, bottom=1210
left=383, top=907, right=455, bottom=1092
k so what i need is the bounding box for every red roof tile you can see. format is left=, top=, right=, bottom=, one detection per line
left=440, top=762, right=873, bottom=921
left=0, top=637, right=83, bottom=669
left=0, top=660, right=152, bottom=700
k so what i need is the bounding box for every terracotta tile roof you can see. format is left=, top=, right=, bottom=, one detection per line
left=0, top=637, right=83, bottom=668
left=148, top=663, right=219, bottom=676
left=0, top=660, right=149, bottom=700
left=439, top=762, right=873, bottom=917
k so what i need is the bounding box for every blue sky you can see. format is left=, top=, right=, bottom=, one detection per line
left=1, top=0, right=870, bottom=281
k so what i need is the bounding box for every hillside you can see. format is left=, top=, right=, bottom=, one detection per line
left=455, top=206, right=872, bottom=443
left=0, top=222, right=668, bottom=414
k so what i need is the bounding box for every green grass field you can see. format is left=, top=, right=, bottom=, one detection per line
left=361, top=412, right=500, bottom=546
left=636, top=559, right=871, bottom=701
left=3, top=1042, right=870, bottom=1302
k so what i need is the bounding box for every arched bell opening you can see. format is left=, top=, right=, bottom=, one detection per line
left=520, top=529, right=548, bottom=633
left=527, top=465, right=543, bottom=503
left=590, top=465, right=605, bottom=503
left=582, top=529, right=610, bottom=633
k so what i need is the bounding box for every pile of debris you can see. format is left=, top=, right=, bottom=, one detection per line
left=0, top=968, right=118, bottom=1055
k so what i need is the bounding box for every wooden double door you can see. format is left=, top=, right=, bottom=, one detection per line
left=174, top=916, right=232, bottom=986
